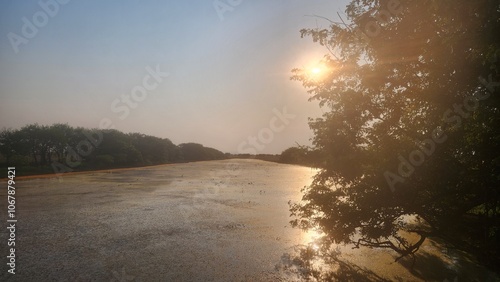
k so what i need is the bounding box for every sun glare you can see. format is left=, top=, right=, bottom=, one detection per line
left=312, top=67, right=321, bottom=74
left=308, top=64, right=329, bottom=80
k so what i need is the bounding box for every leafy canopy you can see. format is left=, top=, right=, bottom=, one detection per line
left=290, top=0, right=500, bottom=267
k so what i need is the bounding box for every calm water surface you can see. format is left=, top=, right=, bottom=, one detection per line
left=0, top=159, right=496, bottom=281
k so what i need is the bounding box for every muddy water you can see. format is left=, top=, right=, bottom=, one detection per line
left=0, top=159, right=497, bottom=281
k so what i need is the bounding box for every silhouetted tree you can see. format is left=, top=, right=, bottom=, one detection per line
left=48, top=123, right=73, bottom=163
left=290, top=0, right=500, bottom=269
left=1, top=124, right=228, bottom=174
left=179, top=143, right=225, bottom=162
left=0, top=129, right=16, bottom=163
left=280, top=147, right=308, bottom=165
left=18, top=124, right=44, bottom=166
left=129, top=133, right=178, bottom=164
left=92, top=129, right=142, bottom=166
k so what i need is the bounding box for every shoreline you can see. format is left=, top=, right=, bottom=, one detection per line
left=1, top=158, right=308, bottom=181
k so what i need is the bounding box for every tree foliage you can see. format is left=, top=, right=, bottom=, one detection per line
left=279, top=146, right=320, bottom=167
left=0, top=123, right=226, bottom=174
left=179, top=142, right=225, bottom=162
left=280, top=147, right=307, bottom=165
left=290, top=0, right=500, bottom=269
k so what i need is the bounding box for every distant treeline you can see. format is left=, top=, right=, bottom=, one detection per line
left=0, top=123, right=226, bottom=176
left=0, top=123, right=312, bottom=176
left=235, top=148, right=320, bottom=167
left=278, top=146, right=320, bottom=167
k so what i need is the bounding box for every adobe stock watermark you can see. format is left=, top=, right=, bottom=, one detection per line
left=385, top=71, right=499, bottom=192
left=179, top=106, right=296, bottom=221
left=7, top=0, right=71, bottom=54
left=51, top=65, right=169, bottom=179
left=213, top=0, right=243, bottom=21
left=109, top=65, right=170, bottom=121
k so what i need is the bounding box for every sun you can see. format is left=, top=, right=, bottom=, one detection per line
left=311, top=67, right=322, bottom=74
left=309, top=65, right=327, bottom=80
left=303, top=59, right=332, bottom=81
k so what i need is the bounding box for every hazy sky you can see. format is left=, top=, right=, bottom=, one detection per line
left=0, top=0, right=349, bottom=154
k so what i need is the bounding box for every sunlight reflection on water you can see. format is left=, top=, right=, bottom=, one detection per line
left=303, top=229, right=322, bottom=249
left=288, top=167, right=323, bottom=249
